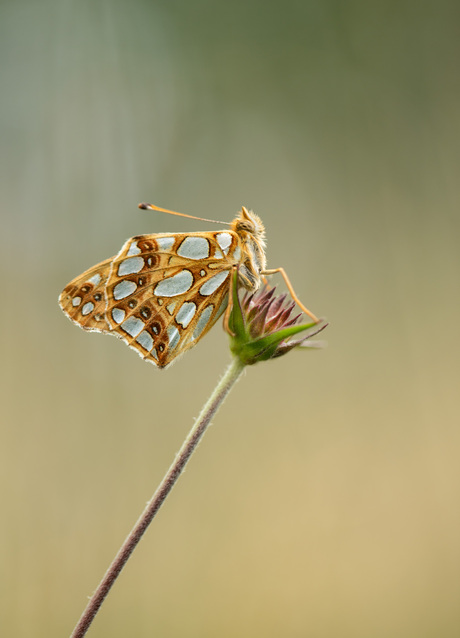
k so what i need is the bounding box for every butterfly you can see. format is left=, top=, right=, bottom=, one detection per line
left=59, top=203, right=318, bottom=369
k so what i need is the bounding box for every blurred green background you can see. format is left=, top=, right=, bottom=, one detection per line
left=1, top=1, right=459, bottom=637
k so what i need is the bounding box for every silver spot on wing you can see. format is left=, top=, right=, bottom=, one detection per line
left=199, top=271, right=229, bottom=296
left=88, top=273, right=101, bottom=285
left=177, top=236, right=210, bottom=260
left=175, top=302, right=197, bottom=328
left=81, top=302, right=95, bottom=316
left=127, top=241, right=141, bottom=256
left=113, top=280, right=137, bottom=300
left=117, top=257, right=144, bottom=276
left=154, top=270, right=193, bottom=297
left=121, top=317, right=145, bottom=338
left=216, top=232, right=232, bottom=255
left=136, top=330, right=154, bottom=351
left=167, top=325, right=180, bottom=350
left=111, top=308, right=126, bottom=324
left=156, top=236, right=175, bottom=251
left=192, top=305, right=214, bottom=340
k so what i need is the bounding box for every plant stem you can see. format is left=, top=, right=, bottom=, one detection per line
left=70, top=357, right=246, bottom=638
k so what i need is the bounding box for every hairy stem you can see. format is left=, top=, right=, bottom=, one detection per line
left=70, top=357, right=246, bottom=638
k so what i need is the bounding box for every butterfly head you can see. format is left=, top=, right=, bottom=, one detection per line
left=231, top=206, right=266, bottom=247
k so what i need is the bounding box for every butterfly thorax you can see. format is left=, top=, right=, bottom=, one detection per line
left=230, top=206, right=267, bottom=291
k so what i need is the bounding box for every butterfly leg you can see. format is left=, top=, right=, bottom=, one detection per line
left=261, top=267, right=319, bottom=323
left=223, top=266, right=238, bottom=336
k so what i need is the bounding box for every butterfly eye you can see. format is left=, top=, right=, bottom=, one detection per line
left=235, top=220, right=254, bottom=233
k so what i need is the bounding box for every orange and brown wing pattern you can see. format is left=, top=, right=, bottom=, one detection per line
left=59, top=230, right=242, bottom=368
left=59, top=257, right=113, bottom=332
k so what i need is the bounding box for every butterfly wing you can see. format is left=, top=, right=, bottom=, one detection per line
left=59, top=257, right=113, bottom=332
left=59, top=230, right=242, bottom=368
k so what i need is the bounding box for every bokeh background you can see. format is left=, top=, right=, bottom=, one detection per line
left=1, top=2, right=459, bottom=637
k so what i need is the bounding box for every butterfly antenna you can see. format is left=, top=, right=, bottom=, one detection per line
left=138, top=202, right=230, bottom=225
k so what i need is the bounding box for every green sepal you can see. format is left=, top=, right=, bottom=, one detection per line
left=230, top=320, right=318, bottom=365
left=227, top=268, right=246, bottom=339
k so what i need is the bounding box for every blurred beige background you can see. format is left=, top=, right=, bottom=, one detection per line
left=1, top=2, right=459, bottom=637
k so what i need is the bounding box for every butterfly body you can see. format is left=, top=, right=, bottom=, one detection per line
left=59, top=207, right=267, bottom=368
